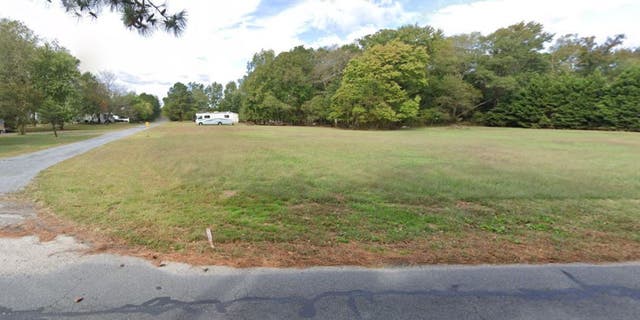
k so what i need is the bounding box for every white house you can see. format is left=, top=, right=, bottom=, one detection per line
left=195, top=111, right=239, bottom=124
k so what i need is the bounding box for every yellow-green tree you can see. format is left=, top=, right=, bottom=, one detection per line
left=330, top=40, right=428, bottom=128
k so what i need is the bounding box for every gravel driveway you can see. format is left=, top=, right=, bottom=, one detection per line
left=0, top=125, right=150, bottom=195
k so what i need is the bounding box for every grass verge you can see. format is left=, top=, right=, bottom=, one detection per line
left=28, top=123, right=640, bottom=266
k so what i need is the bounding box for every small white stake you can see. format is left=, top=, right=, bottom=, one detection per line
left=206, top=228, right=215, bottom=249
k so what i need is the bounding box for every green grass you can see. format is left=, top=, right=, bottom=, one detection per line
left=0, top=123, right=138, bottom=158
left=32, top=123, right=640, bottom=261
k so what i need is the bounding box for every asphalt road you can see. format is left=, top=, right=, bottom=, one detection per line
left=1, top=124, right=639, bottom=319
left=0, top=251, right=639, bottom=320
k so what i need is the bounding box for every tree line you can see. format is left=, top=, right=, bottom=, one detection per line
left=226, top=22, right=639, bottom=130
left=162, top=81, right=241, bottom=121
left=0, top=19, right=161, bottom=136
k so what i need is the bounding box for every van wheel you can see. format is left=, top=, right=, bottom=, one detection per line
left=218, top=122, right=222, bottom=125
left=198, top=122, right=202, bottom=125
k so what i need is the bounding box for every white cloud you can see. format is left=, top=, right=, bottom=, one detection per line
left=0, top=0, right=416, bottom=100
left=427, top=0, right=640, bottom=47
left=265, top=0, right=412, bottom=32
left=309, top=25, right=381, bottom=48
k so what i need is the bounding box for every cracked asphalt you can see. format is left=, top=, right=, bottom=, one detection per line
left=1, top=124, right=639, bottom=319
left=1, top=257, right=639, bottom=320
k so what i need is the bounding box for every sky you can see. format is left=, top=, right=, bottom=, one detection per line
left=1, top=0, right=639, bottom=100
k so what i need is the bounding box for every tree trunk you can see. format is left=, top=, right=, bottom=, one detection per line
left=18, top=123, right=26, bottom=135
left=52, top=123, right=58, bottom=137
left=452, top=106, right=458, bottom=123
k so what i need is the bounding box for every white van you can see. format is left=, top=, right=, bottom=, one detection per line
left=195, top=112, right=239, bottom=124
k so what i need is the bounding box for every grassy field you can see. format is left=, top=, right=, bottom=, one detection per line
left=0, top=123, right=138, bottom=158
left=30, top=123, right=640, bottom=266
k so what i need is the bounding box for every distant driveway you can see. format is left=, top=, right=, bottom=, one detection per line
left=0, top=125, right=150, bottom=195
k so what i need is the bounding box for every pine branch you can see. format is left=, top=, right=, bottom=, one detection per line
left=49, top=0, right=186, bottom=36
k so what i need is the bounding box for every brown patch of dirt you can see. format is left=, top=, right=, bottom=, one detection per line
left=2, top=196, right=639, bottom=268
left=220, top=190, right=237, bottom=199
left=0, top=207, right=78, bottom=242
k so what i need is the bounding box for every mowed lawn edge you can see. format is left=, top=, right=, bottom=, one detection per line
left=28, top=122, right=640, bottom=267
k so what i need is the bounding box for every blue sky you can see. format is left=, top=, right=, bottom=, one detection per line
left=1, top=0, right=639, bottom=99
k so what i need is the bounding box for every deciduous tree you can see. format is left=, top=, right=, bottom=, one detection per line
left=469, top=22, right=553, bottom=111
left=188, top=82, right=209, bottom=111
left=77, top=72, right=110, bottom=122
left=138, top=93, right=161, bottom=120
left=0, top=19, right=40, bottom=134
left=205, top=82, right=223, bottom=109
left=163, top=82, right=194, bottom=121
left=32, top=43, right=81, bottom=136
left=219, top=81, right=241, bottom=113
left=331, top=40, right=428, bottom=128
